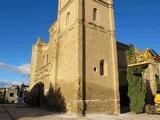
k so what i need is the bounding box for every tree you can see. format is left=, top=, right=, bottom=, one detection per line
left=157, top=79, right=160, bottom=92
left=126, top=44, right=146, bottom=113
left=45, top=84, right=66, bottom=112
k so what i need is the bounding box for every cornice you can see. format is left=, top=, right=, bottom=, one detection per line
left=92, top=0, right=111, bottom=8
left=59, top=0, right=74, bottom=15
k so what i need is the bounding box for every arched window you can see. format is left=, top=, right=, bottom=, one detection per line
left=93, top=8, right=98, bottom=21
left=100, top=60, right=104, bottom=76
left=66, top=12, right=70, bottom=26
left=100, top=60, right=108, bottom=76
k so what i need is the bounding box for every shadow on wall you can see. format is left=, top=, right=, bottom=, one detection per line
left=45, top=84, right=66, bottom=112
left=119, top=71, right=130, bottom=107
left=145, top=80, right=154, bottom=105
left=29, top=83, right=66, bottom=113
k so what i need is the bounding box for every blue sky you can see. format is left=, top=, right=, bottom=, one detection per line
left=114, top=0, right=160, bottom=52
left=0, top=0, right=160, bottom=86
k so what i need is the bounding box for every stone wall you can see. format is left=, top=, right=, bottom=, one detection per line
left=29, top=0, right=119, bottom=115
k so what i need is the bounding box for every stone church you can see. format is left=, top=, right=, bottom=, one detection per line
left=29, top=0, right=160, bottom=115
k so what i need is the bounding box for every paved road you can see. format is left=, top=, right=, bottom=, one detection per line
left=1, top=104, right=160, bottom=120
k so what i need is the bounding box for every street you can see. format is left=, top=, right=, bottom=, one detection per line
left=1, top=104, right=160, bottom=120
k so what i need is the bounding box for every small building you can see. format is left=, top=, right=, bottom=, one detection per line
left=5, top=87, right=18, bottom=103
left=0, top=84, right=29, bottom=104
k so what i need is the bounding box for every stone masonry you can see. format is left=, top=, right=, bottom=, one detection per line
left=29, top=0, right=160, bottom=115
left=29, top=0, right=120, bottom=115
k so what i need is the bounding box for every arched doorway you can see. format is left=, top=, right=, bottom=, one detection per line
left=29, top=82, right=44, bottom=107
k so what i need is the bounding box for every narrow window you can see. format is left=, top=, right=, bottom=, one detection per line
left=93, top=8, right=97, bottom=21
left=100, top=60, right=104, bottom=76
left=100, top=60, right=108, bottom=76
left=66, top=12, right=70, bottom=26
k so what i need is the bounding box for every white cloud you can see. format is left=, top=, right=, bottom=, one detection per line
left=0, top=80, right=28, bottom=87
left=0, top=62, right=30, bottom=76
left=18, top=64, right=30, bottom=75
left=0, top=80, right=12, bottom=87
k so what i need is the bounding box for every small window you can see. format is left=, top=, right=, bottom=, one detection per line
left=93, top=8, right=99, bottom=21
left=10, top=93, right=14, bottom=97
left=100, top=60, right=108, bottom=76
left=66, top=12, right=70, bottom=26
left=100, top=60, right=104, bottom=75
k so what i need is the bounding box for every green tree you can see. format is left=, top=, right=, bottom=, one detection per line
left=45, top=84, right=66, bottom=112
left=126, top=44, right=146, bottom=114
left=157, top=79, right=160, bottom=91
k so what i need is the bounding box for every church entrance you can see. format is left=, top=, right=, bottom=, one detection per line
left=29, top=82, right=44, bottom=107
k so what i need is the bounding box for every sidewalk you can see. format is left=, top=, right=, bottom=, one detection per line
left=1, top=104, right=160, bottom=120
left=0, top=104, right=12, bottom=120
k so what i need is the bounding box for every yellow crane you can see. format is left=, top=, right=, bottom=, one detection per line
left=128, top=48, right=160, bottom=67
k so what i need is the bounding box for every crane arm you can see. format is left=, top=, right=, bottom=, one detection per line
left=128, top=48, right=160, bottom=67
left=149, top=48, right=160, bottom=63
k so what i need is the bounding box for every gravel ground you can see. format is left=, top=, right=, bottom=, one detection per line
left=1, top=104, right=160, bottom=120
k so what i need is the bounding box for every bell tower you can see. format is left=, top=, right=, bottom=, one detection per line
left=29, top=0, right=119, bottom=115
left=54, top=0, right=120, bottom=115
left=78, top=0, right=120, bottom=114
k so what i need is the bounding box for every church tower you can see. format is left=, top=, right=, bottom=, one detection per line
left=55, top=0, right=120, bottom=115
left=29, top=0, right=120, bottom=115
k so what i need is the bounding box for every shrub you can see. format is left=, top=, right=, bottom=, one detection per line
left=157, top=79, right=160, bottom=91
left=126, top=44, right=146, bottom=114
